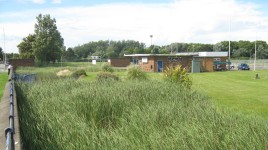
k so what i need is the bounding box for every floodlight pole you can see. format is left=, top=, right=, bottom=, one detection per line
left=150, top=35, right=153, bottom=46
left=3, top=26, right=7, bottom=66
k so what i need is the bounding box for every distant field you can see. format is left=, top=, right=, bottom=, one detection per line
left=192, top=70, right=268, bottom=118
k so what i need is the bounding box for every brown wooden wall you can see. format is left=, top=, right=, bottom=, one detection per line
left=9, top=59, right=35, bottom=69
left=109, top=58, right=131, bottom=67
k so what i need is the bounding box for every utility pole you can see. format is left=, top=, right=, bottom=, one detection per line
left=150, top=35, right=153, bottom=46
left=3, top=26, right=7, bottom=65
left=228, top=0, right=231, bottom=70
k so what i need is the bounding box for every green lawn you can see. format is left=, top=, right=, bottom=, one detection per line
left=0, top=73, right=8, bottom=101
left=192, top=70, right=268, bottom=118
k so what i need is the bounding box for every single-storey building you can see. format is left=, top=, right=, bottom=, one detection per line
left=124, top=52, right=229, bottom=73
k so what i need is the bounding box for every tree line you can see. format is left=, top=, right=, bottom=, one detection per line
left=67, top=40, right=268, bottom=61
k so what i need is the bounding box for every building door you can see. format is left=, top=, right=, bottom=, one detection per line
left=157, top=60, right=163, bottom=72
left=192, top=60, right=201, bottom=73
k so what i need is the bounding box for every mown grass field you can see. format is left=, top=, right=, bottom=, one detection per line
left=192, top=70, right=268, bottom=118
left=0, top=72, right=8, bottom=101
left=14, top=62, right=268, bottom=149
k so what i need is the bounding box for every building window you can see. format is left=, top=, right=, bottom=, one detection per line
left=213, top=58, right=221, bottom=61
left=168, top=56, right=182, bottom=62
left=142, top=57, right=148, bottom=63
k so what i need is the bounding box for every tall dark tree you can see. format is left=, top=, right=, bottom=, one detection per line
left=151, top=45, right=160, bottom=54
left=0, top=47, right=3, bottom=61
left=33, top=14, right=64, bottom=65
left=256, top=41, right=268, bottom=59
left=63, top=47, right=76, bottom=61
left=17, top=34, right=36, bottom=58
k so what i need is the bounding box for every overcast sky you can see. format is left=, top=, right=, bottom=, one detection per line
left=1, top=0, right=268, bottom=53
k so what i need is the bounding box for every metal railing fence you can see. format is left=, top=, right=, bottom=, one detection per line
left=5, top=70, right=15, bottom=150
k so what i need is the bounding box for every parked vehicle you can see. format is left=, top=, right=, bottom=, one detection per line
left=226, top=63, right=235, bottom=69
left=238, top=63, right=250, bottom=70
left=214, top=65, right=226, bottom=71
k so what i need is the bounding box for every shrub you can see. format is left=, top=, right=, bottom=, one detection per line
left=102, top=63, right=114, bottom=73
left=164, top=65, right=192, bottom=88
left=126, top=65, right=148, bottom=80
left=71, top=69, right=87, bottom=78
left=97, top=72, right=119, bottom=81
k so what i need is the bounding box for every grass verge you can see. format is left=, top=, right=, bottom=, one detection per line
left=0, top=72, right=8, bottom=101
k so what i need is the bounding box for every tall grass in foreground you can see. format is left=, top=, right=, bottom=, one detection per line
left=16, top=79, right=268, bottom=149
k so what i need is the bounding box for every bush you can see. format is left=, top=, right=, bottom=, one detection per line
left=164, top=65, right=192, bottom=88
left=126, top=65, right=148, bottom=80
left=102, top=63, right=114, bottom=73
left=71, top=69, right=87, bottom=78
left=97, top=72, right=119, bottom=81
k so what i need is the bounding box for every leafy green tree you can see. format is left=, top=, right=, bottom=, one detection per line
left=213, top=41, right=229, bottom=51
left=151, top=46, right=160, bottom=54
left=33, top=14, right=64, bottom=66
left=17, top=34, right=36, bottom=58
left=107, top=45, right=117, bottom=57
left=236, top=41, right=252, bottom=57
left=63, top=47, right=76, bottom=61
left=159, top=47, right=168, bottom=54
left=0, top=47, right=3, bottom=61
left=5, top=53, right=20, bottom=59
left=233, top=48, right=249, bottom=58
left=256, top=44, right=268, bottom=59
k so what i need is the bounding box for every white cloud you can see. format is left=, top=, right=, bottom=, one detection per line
left=52, top=0, right=61, bottom=4
left=1, top=0, right=268, bottom=53
left=32, top=0, right=45, bottom=4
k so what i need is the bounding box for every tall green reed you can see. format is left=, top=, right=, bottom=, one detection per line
left=16, top=79, right=268, bottom=149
